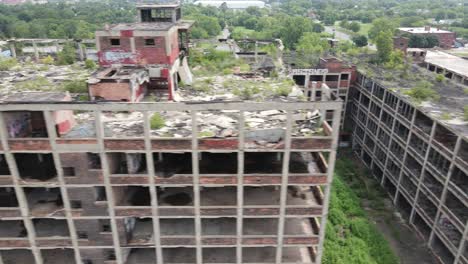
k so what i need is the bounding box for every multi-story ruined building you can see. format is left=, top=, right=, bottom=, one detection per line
left=89, top=3, right=193, bottom=102
left=0, top=88, right=342, bottom=264
left=349, top=72, right=468, bottom=264
left=289, top=57, right=357, bottom=145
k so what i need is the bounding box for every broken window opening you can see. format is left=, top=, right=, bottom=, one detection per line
left=199, top=152, right=237, bottom=174
left=24, top=187, right=63, bottom=213
left=203, top=248, right=236, bottom=263
left=87, top=153, right=101, bottom=169
left=107, top=153, right=147, bottom=175
left=33, top=218, right=70, bottom=237
left=0, top=220, right=27, bottom=237
left=114, top=186, right=151, bottom=206
left=144, top=38, right=155, bottom=46
left=0, top=187, right=19, bottom=207
left=201, top=187, right=237, bottom=206
left=243, top=247, right=276, bottom=263
left=0, top=155, right=10, bottom=175
left=124, top=217, right=154, bottom=243
left=162, top=248, right=196, bottom=263
left=95, top=186, right=107, bottom=202
left=14, top=153, right=57, bottom=181
left=0, top=249, right=35, bottom=264
left=99, top=219, right=111, bottom=233
left=153, top=152, right=192, bottom=177
left=160, top=218, right=195, bottom=236
left=158, top=187, right=194, bottom=206
left=63, top=167, right=75, bottom=177
left=110, top=39, right=120, bottom=46
left=4, top=111, right=48, bottom=138
left=202, top=218, right=236, bottom=236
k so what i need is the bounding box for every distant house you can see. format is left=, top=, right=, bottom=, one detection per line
left=193, top=0, right=267, bottom=9
left=398, top=26, right=456, bottom=49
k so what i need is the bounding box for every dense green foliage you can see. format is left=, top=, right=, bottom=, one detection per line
left=352, top=35, right=368, bottom=47
left=376, top=31, right=393, bottom=63
left=0, top=0, right=133, bottom=39
left=407, top=34, right=439, bottom=48
left=323, top=158, right=399, bottom=264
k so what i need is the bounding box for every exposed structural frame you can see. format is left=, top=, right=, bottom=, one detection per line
left=0, top=100, right=342, bottom=264
left=349, top=72, right=468, bottom=264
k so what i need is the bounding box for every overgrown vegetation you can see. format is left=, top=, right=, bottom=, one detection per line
left=404, top=81, right=440, bottom=102
left=0, top=58, right=18, bottom=71
left=323, top=157, right=398, bottom=264
left=190, top=48, right=249, bottom=76
left=150, top=113, right=165, bottom=130
left=56, top=43, right=76, bottom=65
left=62, top=79, right=87, bottom=93
left=84, top=59, right=96, bottom=70
left=464, top=106, right=468, bottom=121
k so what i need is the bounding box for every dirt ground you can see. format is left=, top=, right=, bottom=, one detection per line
left=365, top=199, right=439, bottom=264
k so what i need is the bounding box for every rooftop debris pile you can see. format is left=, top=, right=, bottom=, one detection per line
left=0, top=61, right=91, bottom=96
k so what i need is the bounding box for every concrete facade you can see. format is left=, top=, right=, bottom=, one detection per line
left=349, top=72, right=468, bottom=264
left=0, top=99, right=342, bottom=264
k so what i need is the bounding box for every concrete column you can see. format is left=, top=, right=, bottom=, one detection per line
left=9, top=41, right=17, bottom=58
left=32, top=41, right=39, bottom=61
left=130, top=37, right=136, bottom=54
left=310, top=81, right=317, bottom=102
left=304, top=74, right=310, bottom=89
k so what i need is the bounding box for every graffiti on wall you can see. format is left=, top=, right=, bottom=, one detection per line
left=103, top=51, right=136, bottom=64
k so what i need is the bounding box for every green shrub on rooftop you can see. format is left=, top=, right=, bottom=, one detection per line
left=150, top=113, right=165, bottom=130
left=435, top=74, right=445, bottom=82
left=404, top=81, right=439, bottom=102
left=62, top=79, right=88, bottom=93
left=84, top=59, right=97, bottom=70
left=0, top=57, right=18, bottom=71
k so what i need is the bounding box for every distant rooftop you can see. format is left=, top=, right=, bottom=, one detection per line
left=399, top=27, right=453, bottom=34
left=424, top=50, right=468, bottom=78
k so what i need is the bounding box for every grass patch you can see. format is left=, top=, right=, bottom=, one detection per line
left=323, top=157, right=398, bottom=264
left=150, top=113, right=165, bottom=130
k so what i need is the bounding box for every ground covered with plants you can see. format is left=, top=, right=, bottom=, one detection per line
left=323, top=157, right=399, bottom=264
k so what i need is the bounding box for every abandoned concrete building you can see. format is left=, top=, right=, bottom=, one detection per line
left=89, top=3, right=194, bottom=102
left=349, top=72, right=468, bottom=264
left=0, top=86, right=342, bottom=264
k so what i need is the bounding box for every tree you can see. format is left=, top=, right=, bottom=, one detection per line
left=368, top=18, right=397, bottom=41
left=376, top=31, right=393, bottom=63
left=56, top=43, right=76, bottom=65
left=74, top=20, right=94, bottom=40
left=312, top=23, right=324, bottom=33
left=339, top=20, right=349, bottom=29
left=279, top=16, right=312, bottom=49
left=296, top=32, right=330, bottom=54
left=348, top=21, right=361, bottom=33
left=11, top=21, right=30, bottom=38
left=352, top=35, right=368, bottom=47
